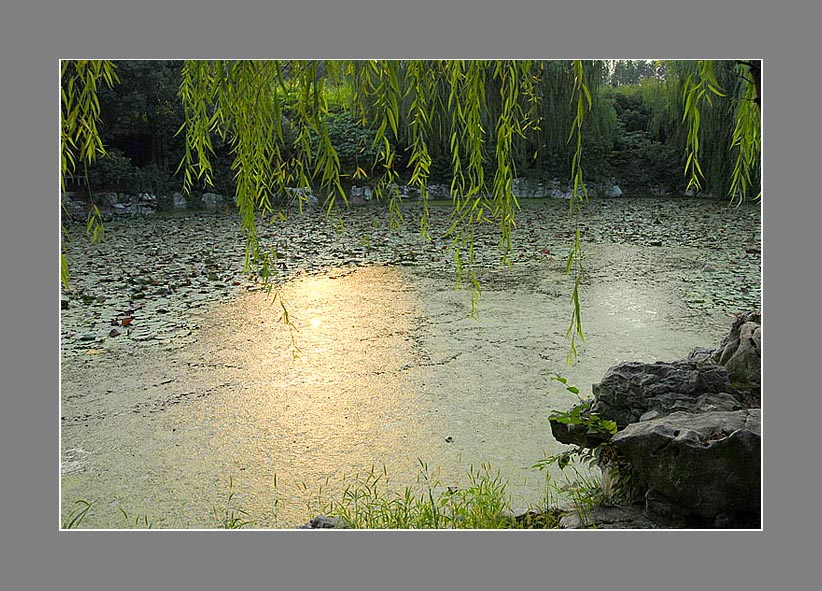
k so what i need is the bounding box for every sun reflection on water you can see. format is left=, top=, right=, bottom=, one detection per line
left=197, top=266, right=444, bottom=525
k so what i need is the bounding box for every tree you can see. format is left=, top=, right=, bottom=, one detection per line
left=61, top=60, right=761, bottom=359
left=609, top=60, right=661, bottom=87
left=95, top=60, right=186, bottom=175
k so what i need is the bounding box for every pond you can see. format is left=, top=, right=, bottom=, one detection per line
left=60, top=197, right=761, bottom=527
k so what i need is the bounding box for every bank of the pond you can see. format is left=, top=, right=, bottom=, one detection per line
left=60, top=197, right=760, bottom=528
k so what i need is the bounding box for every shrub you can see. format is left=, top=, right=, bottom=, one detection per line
left=323, top=111, right=380, bottom=176
left=85, top=148, right=137, bottom=190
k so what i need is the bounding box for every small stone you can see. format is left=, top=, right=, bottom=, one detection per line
left=61, top=296, right=70, bottom=310
left=445, top=436, right=453, bottom=443
left=639, top=410, right=660, bottom=422
left=79, top=333, right=97, bottom=342
left=303, top=515, right=350, bottom=529
left=559, top=504, right=660, bottom=529
left=109, top=328, right=122, bottom=337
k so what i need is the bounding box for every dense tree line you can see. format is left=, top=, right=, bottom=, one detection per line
left=66, top=60, right=759, bottom=206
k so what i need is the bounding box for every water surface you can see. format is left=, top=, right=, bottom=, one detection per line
left=61, top=198, right=760, bottom=527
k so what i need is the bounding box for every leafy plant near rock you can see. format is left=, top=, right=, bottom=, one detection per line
left=536, top=375, right=634, bottom=517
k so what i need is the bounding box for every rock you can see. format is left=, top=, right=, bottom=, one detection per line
left=298, top=515, right=351, bottom=529
left=642, top=488, right=688, bottom=526
left=639, top=410, right=659, bottom=422
left=603, top=184, right=623, bottom=198
left=691, top=392, right=746, bottom=413
left=611, top=409, right=761, bottom=526
left=559, top=504, right=660, bottom=529
left=348, top=186, right=371, bottom=206
left=512, top=178, right=550, bottom=198
left=590, top=359, right=741, bottom=429
left=79, top=333, right=97, bottom=341
left=348, top=193, right=367, bottom=207
left=285, top=187, right=320, bottom=209
left=61, top=295, right=70, bottom=310
left=201, top=192, right=222, bottom=209
left=426, top=184, right=450, bottom=199
left=399, top=185, right=421, bottom=201
left=548, top=188, right=572, bottom=199
left=687, top=347, right=714, bottom=363
left=61, top=197, right=89, bottom=222
left=112, top=199, right=157, bottom=216
left=709, top=311, right=761, bottom=398
left=751, top=325, right=761, bottom=352
left=93, top=192, right=119, bottom=207
left=172, top=192, right=188, bottom=210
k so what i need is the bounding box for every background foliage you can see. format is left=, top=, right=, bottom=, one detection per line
left=65, top=60, right=759, bottom=202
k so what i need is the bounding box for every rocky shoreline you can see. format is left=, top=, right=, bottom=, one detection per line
left=549, top=311, right=761, bottom=529
left=60, top=176, right=723, bottom=224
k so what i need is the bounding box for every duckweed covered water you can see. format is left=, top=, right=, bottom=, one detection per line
left=61, top=197, right=760, bottom=527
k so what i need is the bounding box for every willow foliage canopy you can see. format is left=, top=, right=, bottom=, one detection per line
left=60, top=59, right=761, bottom=360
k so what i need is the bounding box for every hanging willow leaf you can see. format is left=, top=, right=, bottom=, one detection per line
left=729, top=62, right=762, bottom=204
left=562, top=60, right=594, bottom=362
left=680, top=60, right=730, bottom=192
left=60, top=60, right=118, bottom=291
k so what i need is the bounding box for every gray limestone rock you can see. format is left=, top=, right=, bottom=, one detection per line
left=590, top=359, right=740, bottom=429
left=200, top=192, right=223, bottom=209
left=611, top=409, right=760, bottom=525
left=558, top=504, right=660, bottom=529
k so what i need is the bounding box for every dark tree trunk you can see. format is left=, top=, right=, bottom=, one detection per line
left=737, top=60, right=761, bottom=109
